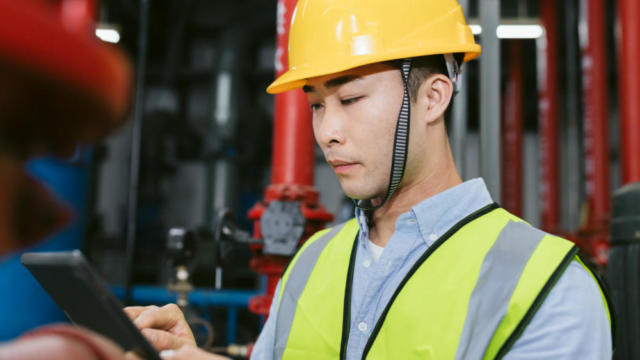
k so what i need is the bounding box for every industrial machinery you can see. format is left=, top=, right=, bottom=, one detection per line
left=166, top=227, right=198, bottom=307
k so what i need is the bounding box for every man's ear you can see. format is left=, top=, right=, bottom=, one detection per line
left=418, top=73, right=454, bottom=125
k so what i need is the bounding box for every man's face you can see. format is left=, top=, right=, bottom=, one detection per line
left=304, top=63, right=404, bottom=201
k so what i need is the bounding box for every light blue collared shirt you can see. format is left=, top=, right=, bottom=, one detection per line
left=252, top=178, right=611, bottom=359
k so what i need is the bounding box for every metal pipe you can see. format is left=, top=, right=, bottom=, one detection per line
left=162, top=0, right=194, bottom=85
left=204, top=27, right=253, bottom=227
left=452, top=0, right=469, bottom=179
left=618, top=0, right=640, bottom=183
left=502, top=41, right=523, bottom=217
left=560, top=0, right=583, bottom=232
left=560, top=124, right=583, bottom=232
left=271, top=0, right=314, bottom=186
left=124, top=0, right=149, bottom=305
left=479, top=0, right=501, bottom=200
left=580, top=0, right=610, bottom=227
left=538, top=0, right=560, bottom=232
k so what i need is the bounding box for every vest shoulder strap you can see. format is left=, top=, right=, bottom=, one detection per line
left=275, top=219, right=358, bottom=359
left=472, top=225, right=578, bottom=359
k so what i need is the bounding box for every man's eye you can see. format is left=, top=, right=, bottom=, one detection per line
left=310, top=103, right=323, bottom=111
left=341, top=96, right=362, bottom=105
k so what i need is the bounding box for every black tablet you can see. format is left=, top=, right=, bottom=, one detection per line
left=21, top=250, right=161, bottom=360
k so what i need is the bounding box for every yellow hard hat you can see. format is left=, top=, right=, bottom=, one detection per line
left=267, top=0, right=481, bottom=94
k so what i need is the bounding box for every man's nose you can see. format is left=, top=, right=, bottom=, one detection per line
left=316, top=105, right=346, bottom=147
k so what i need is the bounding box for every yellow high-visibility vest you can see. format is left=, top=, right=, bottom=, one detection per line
left=273, top=204, right=612, bottom=359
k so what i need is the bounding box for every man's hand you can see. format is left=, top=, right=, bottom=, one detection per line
left=160, top=345, right=230, bottom=360
left=124, top=304, right=196, bottom=352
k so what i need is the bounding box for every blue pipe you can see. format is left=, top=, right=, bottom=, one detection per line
left=0, top=153, right=90, bottom=340
left=226, top=307, right=238, bottom=345
left=111, top=286, right=258, bottom=308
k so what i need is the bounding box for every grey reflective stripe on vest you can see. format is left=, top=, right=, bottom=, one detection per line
left=273, top=222, right=347, bottom=359
left=455, top=220, right=547, bottom=360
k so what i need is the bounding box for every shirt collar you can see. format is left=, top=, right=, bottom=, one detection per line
left=355, top=178, right=494, bottom=247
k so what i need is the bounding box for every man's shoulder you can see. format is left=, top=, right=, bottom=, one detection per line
left=497, top=209, right=575, bottom=245
left=508, top=258, right=612, bottom=358
left=559, top=259, right=606, bottom=298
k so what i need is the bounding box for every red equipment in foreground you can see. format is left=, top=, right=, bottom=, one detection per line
left=0, top=0, right=132, bottom=250
left=0, top=0, right=132, bottom=158
left=247, top=0, right=333, bottom=317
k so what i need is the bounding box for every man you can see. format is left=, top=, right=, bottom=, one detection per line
left=128, top=0, right=613, bottom=359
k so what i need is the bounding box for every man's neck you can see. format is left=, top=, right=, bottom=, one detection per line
left=367, top=159, right=462, bottom=248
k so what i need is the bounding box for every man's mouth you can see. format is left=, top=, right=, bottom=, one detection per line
left=328, top=159, right=359, bottom=174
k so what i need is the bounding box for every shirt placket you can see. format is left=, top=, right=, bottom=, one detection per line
left=347, top=213, right=421, bottom=358
left=347, top=240, right=378, bottom=358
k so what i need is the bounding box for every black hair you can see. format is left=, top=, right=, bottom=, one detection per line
left=386, top=53, right=464, bottom=121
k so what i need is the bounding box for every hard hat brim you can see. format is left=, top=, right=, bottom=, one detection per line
left=267, top=45, right=481, bottom=94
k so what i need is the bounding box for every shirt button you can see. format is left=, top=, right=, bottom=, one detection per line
left=407, top=218, right=416, bottom=224
left=358, top=322, right=368, bottom=332
left=429, top=233, right=438, bottom=241
left=363, top=260, right=371, bottom=268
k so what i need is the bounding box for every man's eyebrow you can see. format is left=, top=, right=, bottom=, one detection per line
left=302, top=75, right=361, bottom=93
left=325, top=75, right=360, bottom=89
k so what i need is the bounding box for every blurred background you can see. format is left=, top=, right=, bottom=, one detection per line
left=1, top=0, right=639, bottom=358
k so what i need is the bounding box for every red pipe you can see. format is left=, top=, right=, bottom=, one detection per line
left=539, top=0, right=560, bottom=232
left=247, top=0, right=333, bottom=318
left=618, top=0, right=640, bottom=184
left=575, top=0, right=611, bottom=266
left=581, top=0, right=610, bottom=227
left=502, top=41, right=523, bottom=217
left=271, top=0, right=314, bottom=186
left=272, top=92, right=315, bottom=185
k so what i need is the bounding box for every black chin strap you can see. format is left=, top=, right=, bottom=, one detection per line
left=354, top=58, right=412, bottom=212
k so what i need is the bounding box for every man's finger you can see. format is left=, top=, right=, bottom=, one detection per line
left=141, top=328, right=188, bottom=351
left=133, top=304, right=183, bottom=331
left=123, top=306, right=158, bottom=322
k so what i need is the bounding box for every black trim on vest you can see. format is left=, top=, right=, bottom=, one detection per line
left=575, top=252, right=617, bottom=352
left=340, top=232, right=360, bottom=360
left=361, top=202, right=500, bottom=359
left=494, top=245, right=579, bottom=359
